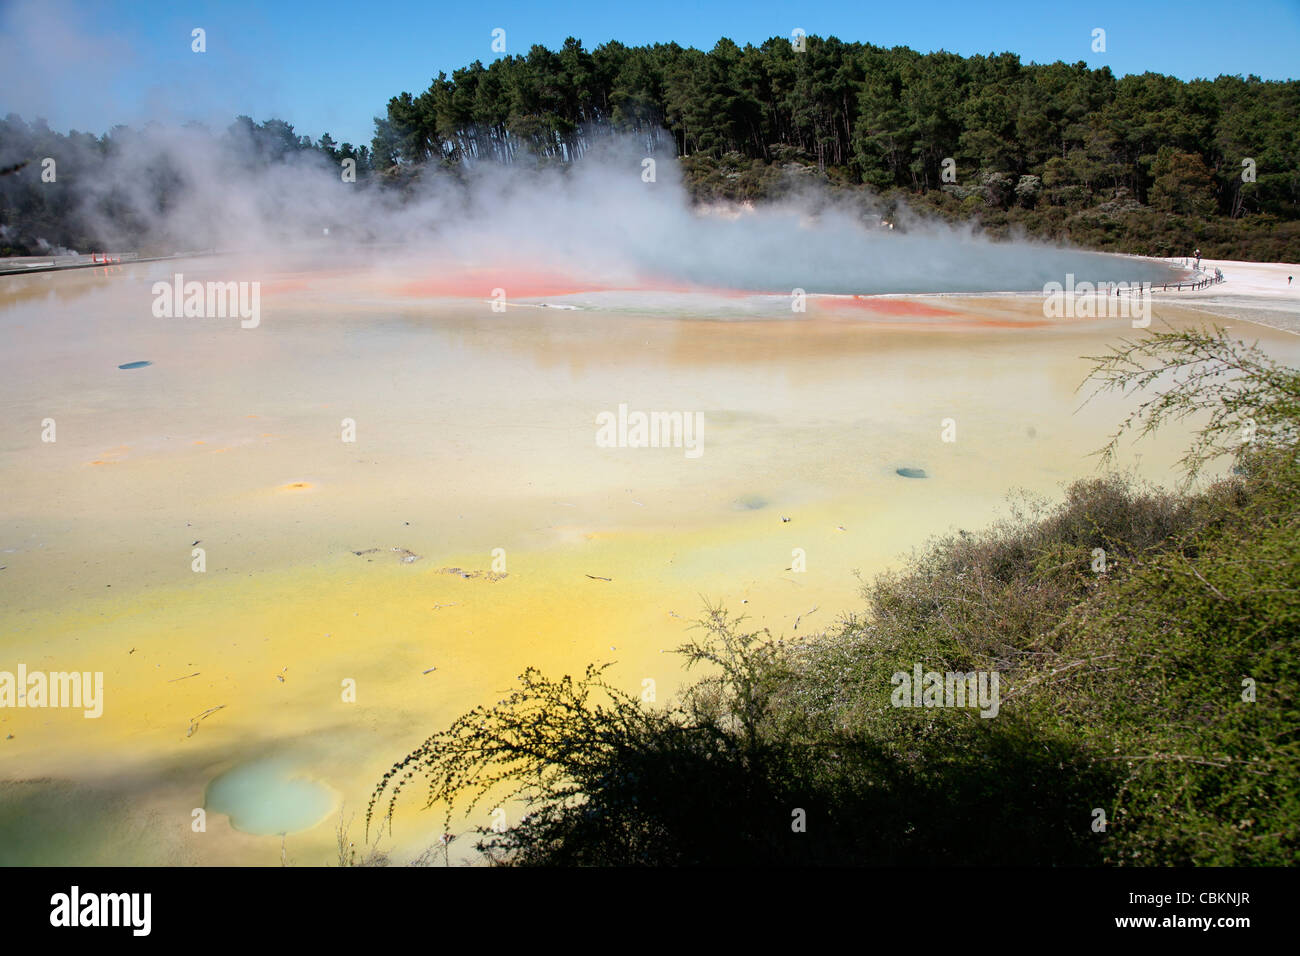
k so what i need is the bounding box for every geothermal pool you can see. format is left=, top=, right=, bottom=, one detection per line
left=1, top=254, right=1296, bottom=865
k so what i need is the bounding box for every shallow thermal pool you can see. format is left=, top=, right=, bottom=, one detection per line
left=0, top=254, right=1295, bottom=865
left=204, top=757, right=335, bottom=836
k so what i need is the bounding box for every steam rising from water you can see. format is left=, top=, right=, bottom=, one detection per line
left=2, top=0, right=1179, bottom=295
left=68, top=127, right=1175, bottom=295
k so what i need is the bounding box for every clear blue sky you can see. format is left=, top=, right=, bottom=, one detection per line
left=2, top=0, right=1297, bottom=148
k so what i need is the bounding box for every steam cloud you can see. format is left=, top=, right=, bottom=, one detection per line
left=49, top=126, right=1176, bottom=296
left=1, top=0, right=1177, bottom=295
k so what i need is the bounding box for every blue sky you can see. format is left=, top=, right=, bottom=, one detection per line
left=2, top=0, right=1298, bottom=147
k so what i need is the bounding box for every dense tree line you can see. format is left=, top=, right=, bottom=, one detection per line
left=372, top=35, right=1300, bottom=258
left=2, top=35, right=1297, bottom=259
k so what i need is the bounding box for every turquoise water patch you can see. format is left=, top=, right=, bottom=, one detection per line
left=205, top=757, right=334, bottom=835
left=896, top=467, right=928, bottom=479
left=117, top=361, right=152, bottom=369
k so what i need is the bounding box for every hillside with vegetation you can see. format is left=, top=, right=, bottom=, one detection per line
left=2, top=35, right=1297, bottom=259
left=367, top=327, right=1300, bottom=865
left=371, top=36, right=1300, bottom=259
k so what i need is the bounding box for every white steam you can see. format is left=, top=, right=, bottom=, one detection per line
left=64, top=127, right=1179, bottom=295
